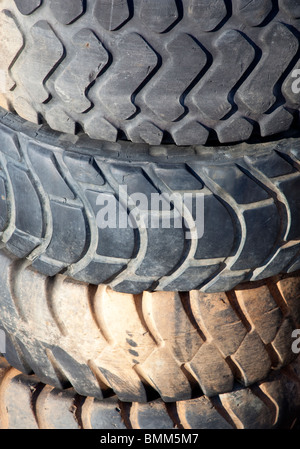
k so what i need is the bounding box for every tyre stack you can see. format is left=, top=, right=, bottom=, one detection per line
left=0, top=0, right=299, bottom=429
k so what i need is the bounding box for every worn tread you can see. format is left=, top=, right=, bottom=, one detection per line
left=0, top=356, right=299, bottom=429
left=0, top=0, right=300, bottom=145
left=1, top=112, right=300, bottom=291
left=0, top=244, right=299, bottom=402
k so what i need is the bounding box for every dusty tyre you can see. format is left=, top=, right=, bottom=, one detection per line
left=1, top=111, right=300, bottom=291
left=0, top=356, right=299, bottom=429
left=0, top=247, right=299, bottom=402
left=0, top=0, right=300, bottom=146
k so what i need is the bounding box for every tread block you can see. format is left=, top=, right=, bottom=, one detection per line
left=0, top=123, right=21, bottom=161
left=95, top=287, right=155, bottom=366
left=252, top=243, right=300, bottom=281
left=82, top=396, right=126, bottom=429
left=112, top=280, right=154, bottom=294
left=142, top=291, right=202, bottom=362
left=72, top=261, right=126, bottom=284
left=13, top=20, right=64, bottom=104
left=139, top=0, right=179, bottom=33
left=54, top=29, right=109, bottom=114
left=46, top=201, right=87, bottom=264
left=109, top=164, right=160, bottom=205
left=64, top=154, right=105, bottom=186
left=185, top=342, right=234, bottom=396
left=279, top=0, right=300, bottom=18
left=177, top=396, right=233, bottom=429
left=14, top=0, right=42, bottom=15
left=202, top=164, right=270, bottom=204
left=236, top=0, right=273, bottom=26
left=246, top=151, right=295, bottom=178
left=216, top=116, right=253, bottom=144
left=8, top=164, right=43, bottom=237
left=28, top=145, right=74, bottom=199
left=220, top=387, right=273, bottom=429
left=0, top=10, right=24, bottom=93
left=125, top=120, right=163, bottom=145
left=259, top=108, right=294, bottom=137
left=2, top=371, right=39, bottom=429
left=130, top=401, right=174, bottom=429
left=135, top=223, right=185, bottom=277
left=155, top=165, right=203, bottom=191
left=276, top=276, right=300, bottom=327
left=234, top=285, right=283, bottom=344
left=161, top=265, right=221, bottom=291
left=270, top=317, right=296, bottom=367
left=94, top=346, right=148, bottom=402
left=236, top=22, right=298, bottom=114
left=94, top=0, right=130, bottom=31
left=142, top=33, right=207, bottom=122
left=172, top=121, right=209, bottom=146
left=232, top=203, right=280, bottom=271
left=231, top=331, right=271, bottom=386
left=137, top=346, right=192, bottom=401
left=50, top=0, right=84, bottom=25
left=50, top=348, right=105, bottom=399
left=86, top=190, right=136, bottom=259
left=189, top=290, right=247, bottom=357
left=194, top=192, right=235, bottom=259
left=36, top=385, right=79, bottom=429
left=193, top=30, right=255, bottom=121
left=94, top=33, right=157, bottom=120
left=44, top=105, right=76, bottom=135
left=188, top=0, right=227, bottom=31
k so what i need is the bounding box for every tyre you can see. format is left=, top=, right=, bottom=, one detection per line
left=0, top=356, right=299, bottom=429
left=1, top=111, right=300, bottom=291
left=0, top=247, right=299, bottom=402
left=0, top=0, right=300, bottom=145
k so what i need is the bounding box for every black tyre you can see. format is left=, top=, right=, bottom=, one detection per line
left=1, top=111, right=300, bottom=292
left=0, top=356, right=299, bottom=429
left=0, top=0, right=300, bottom=145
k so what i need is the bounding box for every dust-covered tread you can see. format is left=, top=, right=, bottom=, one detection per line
left=0, top=356, right=299, bottom=429
left=0, top=243, right=299, bottom=402
left=1, top=112, right=300, bottom=291
left=0, top=0, right=300, bottom=145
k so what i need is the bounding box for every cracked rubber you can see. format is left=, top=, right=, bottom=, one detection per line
left=0, top=244, right=300, bottom=402
left=0, top=0, right=300, bottom=145
left=1, top=110, right=300, bottom=292
left=0, top=356, right=299, bottom=429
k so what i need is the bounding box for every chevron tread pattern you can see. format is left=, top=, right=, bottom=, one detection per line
left=0, top=356, right=299, bottom=429
left=0, top=0, right=300, bottom=145
left=0, top=241, right=299, bottom=402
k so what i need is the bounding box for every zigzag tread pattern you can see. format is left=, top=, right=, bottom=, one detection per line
left=0, top=0, right=299, bottom=145
left=0, top=240, right=299, bottom=402
left=0, top=356, right=299, bottom=429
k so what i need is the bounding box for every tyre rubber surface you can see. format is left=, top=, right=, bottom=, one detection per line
left=0, top=0, right=300, bottom=145
left=0, top=356, right=299, bottom=429
left=1, top=110, right=300, bottom=292
left=0, top=246, right=299, bottom=402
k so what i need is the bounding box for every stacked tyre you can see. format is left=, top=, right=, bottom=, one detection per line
left=0, top=0, right=300, bottom=429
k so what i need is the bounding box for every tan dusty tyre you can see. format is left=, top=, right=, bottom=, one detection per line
left=0, top=248, right=300, bottom=402
left=0, top=355, right=299, bottom=429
